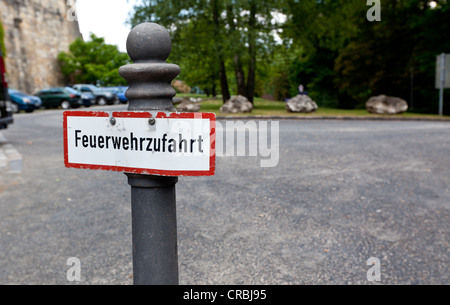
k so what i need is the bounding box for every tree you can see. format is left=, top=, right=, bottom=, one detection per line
left=58, top=34, right=130, bottom=86
left=407, top=0, right=450, bottom=112
left=279, top=0, right=450, bottom=112
left=130, top=0, right=280, bottom=103
left=129, top=0, right=449, bottom=113
left=131, top=0, right=230, bottom=101
left=335, top=0, right=450, bottom=111
left=174, top=21, right=220, bottom=96
left=280, top=0, right=364, bottom=107
left=223, top=0, right=280, bottom=103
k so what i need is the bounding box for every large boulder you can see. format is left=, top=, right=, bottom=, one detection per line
left=173, top=96, right=202, bottom=106
left=172, top=97, right=183, bottom=105
left=175, top=97, right=201, bottom=112
left=366, top=95, right=408, bottom=114
left=220, top=95, right=253, bottom=113
left=286, top=95, right=318, bottom=113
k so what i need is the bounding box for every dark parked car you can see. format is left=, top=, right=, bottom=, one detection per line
left=0, top=50, right=13, bottom=129
left=66, top=87, right=92, bottom=108
left=35, top=87, right=85, bottom=109
left=72, top=84, right=118, bottom=105
left=102, top=86, right=128, bottom=103
left=8, top=89, right=42, bottom=113
left=80, top=92, right=94, bottom=107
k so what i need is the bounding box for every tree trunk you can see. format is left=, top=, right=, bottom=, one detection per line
left=234, top=54, right=247, bottom=97
left=226, top=4, right=247, bottom=99
left=212, top=0, right=230, bottom=103
left=246, top=0, right=257, bottom=104
left=212, top=82, right=217, bottom=98
left=246, top=55, right=256, bottom=104
left=219, top=59, right=230, bottom=102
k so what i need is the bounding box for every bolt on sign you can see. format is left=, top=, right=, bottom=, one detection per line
left=64, top=111, right=216, bottom=176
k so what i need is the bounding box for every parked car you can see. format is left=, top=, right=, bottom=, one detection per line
left=102, top=86, right=128, bottom=103
left=35, top=87, right=85, bottom=109
left=0, top=50, right=13, bottom=129
left=67, top=87, right=92, bottom=108
left=8, top=89, right=42, bottom=113
left=72, top=84, right=118, bottom=105
left=80, top=92, right=94, bottom=107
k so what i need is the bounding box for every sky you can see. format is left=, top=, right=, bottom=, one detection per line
left=76, top=0, right=141, bottom=52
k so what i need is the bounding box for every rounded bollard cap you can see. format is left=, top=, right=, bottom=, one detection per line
left=126, top=22, right=172, bottom=63
left=120, top=22, right=179, bottom=111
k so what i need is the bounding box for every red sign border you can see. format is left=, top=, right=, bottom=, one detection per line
left=63, top=111, right=216, bottom=177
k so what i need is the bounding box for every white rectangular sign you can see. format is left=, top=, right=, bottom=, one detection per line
left=64, top=111, right=216, bottom=176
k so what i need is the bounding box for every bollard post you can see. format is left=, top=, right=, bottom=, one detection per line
left=119, top=22, right=181, bottom=285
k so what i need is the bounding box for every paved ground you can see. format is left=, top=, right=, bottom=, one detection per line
left=0, top=133, right=22, bottom=175
left=0, top=106, right=448, bottom=285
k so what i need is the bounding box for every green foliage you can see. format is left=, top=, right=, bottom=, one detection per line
left=131, top=0, right=281, bottom=102
left=334, top=0, right=450, bottom=111
left=171, top=11, right=221, bottom=96
left=131, top=0, right=222, bottom=94
left=58, top=34, right=130, bottom=86
left=129, top=0, right=450, bottom=113
left=280, top=0, right=366, bottom=107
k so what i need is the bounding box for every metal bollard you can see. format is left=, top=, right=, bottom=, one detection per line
left=119, top=22, right=181, bottom=285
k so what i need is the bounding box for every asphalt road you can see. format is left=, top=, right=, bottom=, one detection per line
left=0, top=106, right=449, bottom=285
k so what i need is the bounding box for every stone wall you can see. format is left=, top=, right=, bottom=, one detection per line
left=0, top=0, right=81, bottom=94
